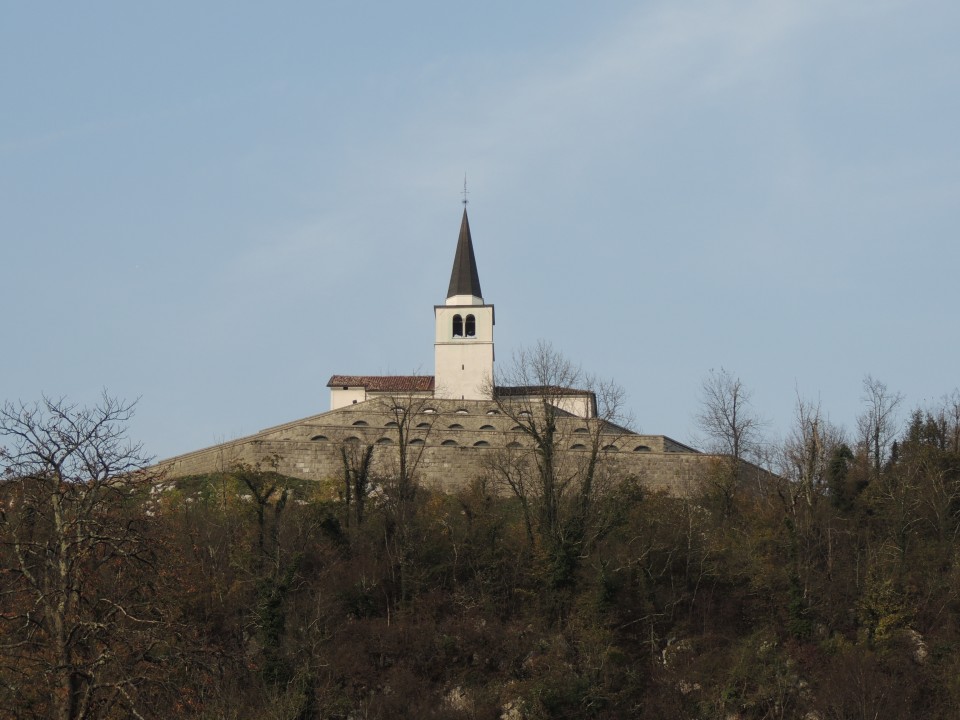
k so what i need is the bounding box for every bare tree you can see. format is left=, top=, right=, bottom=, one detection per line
left=375, top=391, right=437, bottom=506
left=230, top=456, right=287, bottom=570
left=339, top=439, right=375, bottom=528
left=945, top=389, right=960, bottom=455
left=696, top=368, right=764, bottom=463
left=0, top=394, right=162, bottom=720
left=780, top=393, right=846, bottom=510
left=370, top=391, right=441, bottom=607
left=335, top=390, right=436, bottom=529
left=695, top=368, right=766, bottom=515
left=775, top=394, right=847, bottom=638
left=485, top=341, right=630, bottom=588
left=857, top=375, right=904, bottom=479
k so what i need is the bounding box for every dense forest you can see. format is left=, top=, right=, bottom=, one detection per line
left=3, top=376, right=960, bottom=719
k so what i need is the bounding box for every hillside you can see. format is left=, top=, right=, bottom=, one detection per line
left=3, top=395, right=960, bottom=718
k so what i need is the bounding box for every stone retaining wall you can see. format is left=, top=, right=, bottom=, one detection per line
left=157, top=398, right=733, bottom=497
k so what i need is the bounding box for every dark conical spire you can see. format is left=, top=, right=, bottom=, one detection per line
left=446, top=208, right=483, bottom=300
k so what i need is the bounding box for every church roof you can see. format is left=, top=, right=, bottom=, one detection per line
left=497, top=385, right=599, bottom=419
left=446, top=209, right=483, bottom=300
left=327, top=375, right=436, bottom=392
left=496, top=385, right=595, bottom=398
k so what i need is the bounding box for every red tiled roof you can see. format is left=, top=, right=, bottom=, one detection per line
left=327, top=375, right=435, bottom=392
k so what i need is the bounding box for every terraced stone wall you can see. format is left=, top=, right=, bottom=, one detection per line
left=158, top=398, right=724, bottom=496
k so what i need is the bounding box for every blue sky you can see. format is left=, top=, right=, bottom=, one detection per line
left=2, top=1, right=958, bottom=460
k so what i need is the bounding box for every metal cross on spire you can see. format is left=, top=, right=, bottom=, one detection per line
left=461, top=175, right=469, bottom=206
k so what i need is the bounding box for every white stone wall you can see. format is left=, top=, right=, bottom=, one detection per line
left=330, top=386, right=367, bottom=410
left=434, top=304, right=494, bottom=400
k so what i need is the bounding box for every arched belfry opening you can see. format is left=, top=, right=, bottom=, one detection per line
left=452, top=314, right=463, bottom=338
left=465, top=314, right=475, bottom=338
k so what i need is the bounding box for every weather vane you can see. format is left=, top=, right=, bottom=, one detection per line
left=462, top=175, right=469, bottom=206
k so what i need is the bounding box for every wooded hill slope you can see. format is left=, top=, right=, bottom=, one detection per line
left=3, top=391, right=960, bottom=718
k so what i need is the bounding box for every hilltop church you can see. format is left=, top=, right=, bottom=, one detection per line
left=327, top=209, right=596, bottom=419
left=160, top=208, right=716, bottom=494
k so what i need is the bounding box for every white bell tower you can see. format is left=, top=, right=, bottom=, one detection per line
left=434, top=208, right=494, bottom=400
